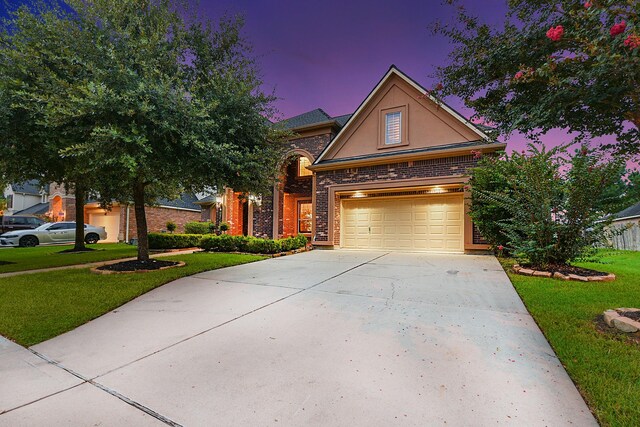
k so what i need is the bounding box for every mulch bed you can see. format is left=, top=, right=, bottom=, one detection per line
left=59, top=248, right=96, bottom=254
left=537, top=264, right=610, bottom=277
left=97, top=259, right=180, bottom=272
left=0, top=261, right=15, bottom=266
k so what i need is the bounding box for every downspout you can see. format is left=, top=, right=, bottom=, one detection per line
left=125, top=204, right=130, bottom=243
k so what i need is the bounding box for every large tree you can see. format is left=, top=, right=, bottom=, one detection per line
left=434, top=0, right=640, bottom=155
left=0, top=3, right=99, bottom=251
left=59, top=0, right=286, bottom=261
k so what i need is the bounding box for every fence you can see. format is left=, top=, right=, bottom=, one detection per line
left=610, top=219, right=640, bottom=251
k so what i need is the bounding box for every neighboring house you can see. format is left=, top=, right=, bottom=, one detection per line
left=223, top=66, right=506, bottom=252
left=49, top=183, right=202, bottom=242
left=610, top=202, right=640, bottom=251
left=2, top=181, right=49, bottom=216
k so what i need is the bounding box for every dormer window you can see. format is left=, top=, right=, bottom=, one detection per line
left=379, top=105, right=408, bottom=149
left=385, top=112, right=402, bottom=145
left=298, top=156, right=312, bottom=177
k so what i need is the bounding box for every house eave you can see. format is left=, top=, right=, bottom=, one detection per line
left=307, top=142, right=506, bottom=172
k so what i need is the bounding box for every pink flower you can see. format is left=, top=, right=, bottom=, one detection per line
left=610, top=21, right=626, bottom=37
left=546, top=25, right=564, bottom=41
left=497, top=245, right=504, bottom=251
left=624, top=34, right=640, bottom=49
left=514, top=71, right=524, bottom=80
left=584, top=1, right=592, bottom=8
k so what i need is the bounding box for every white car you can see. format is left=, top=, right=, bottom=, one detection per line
left=0, top=222, right=107, bottom=247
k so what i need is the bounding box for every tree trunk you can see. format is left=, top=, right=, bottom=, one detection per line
left=133, top=180, right=149, bottom=261
left=73, top=183, right=87, bottom=251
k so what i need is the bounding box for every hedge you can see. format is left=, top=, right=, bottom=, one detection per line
left=148, top=233, right=205, bottom=250
left=184, top=221, right=216, bottom=235
left=199, top=234, right=308, bottom=254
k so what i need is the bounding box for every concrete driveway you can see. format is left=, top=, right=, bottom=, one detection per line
left=0, top=251, right=596, bottom=426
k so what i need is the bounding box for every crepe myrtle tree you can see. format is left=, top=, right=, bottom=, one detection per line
left=58, top=0, right=287, bottom=261
left=468, top=143, right=625, bottom=269
left=0, top=3, right=100, bottom=251
left=433, top=0, right=640, bottom=155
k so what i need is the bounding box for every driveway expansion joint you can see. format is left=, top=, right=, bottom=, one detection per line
left=13, top=347, right=184, bottom=427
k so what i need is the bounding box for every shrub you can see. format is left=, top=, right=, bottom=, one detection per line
left=199, top=234, right=307, bottom=254
left=184, top=221, right=214, bottom=235
left=219, top=222, right=230, bottom=233
left=166, top=221, right=177, bottom=233
left=148, top=233, right=203, bottom=249
left=468, top=143, right=624, bottom=268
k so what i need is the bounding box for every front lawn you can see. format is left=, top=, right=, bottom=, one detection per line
left=0, top=252, right=264, bottom=346
left=0, top=243, right=138, bottom=274
left=502, top=250, right=640, bottom=426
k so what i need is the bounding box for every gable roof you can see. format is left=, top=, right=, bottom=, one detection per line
left=614, top=201, right=640, bottom=221
left=314, top=65, right=492, bottom=164
left=11, top=180, right=46, bottom=196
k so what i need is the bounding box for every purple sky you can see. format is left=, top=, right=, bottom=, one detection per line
left=196, top=0, right=619, bottom=154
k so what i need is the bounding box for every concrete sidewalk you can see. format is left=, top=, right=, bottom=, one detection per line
left=0, top=251, right=597, bottom=426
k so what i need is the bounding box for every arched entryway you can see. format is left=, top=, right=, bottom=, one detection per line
left=273, top=150, right=314, bottom=239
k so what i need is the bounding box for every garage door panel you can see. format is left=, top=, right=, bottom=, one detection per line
left=342, top=194, right=463, bottom=252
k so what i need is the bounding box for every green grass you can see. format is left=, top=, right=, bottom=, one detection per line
left=0, top=252, right=264, bottom=346
left=0, top=243, right=139, bottom=273
left=501, top=250, right=640, bottom=427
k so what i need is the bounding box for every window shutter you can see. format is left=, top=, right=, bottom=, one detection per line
left=385, top=112, right=401, bottom=145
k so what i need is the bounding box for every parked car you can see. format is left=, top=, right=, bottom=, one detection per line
left=0, top=215, right=45, bottom=235
left=0, top=222, right=107, bottom=247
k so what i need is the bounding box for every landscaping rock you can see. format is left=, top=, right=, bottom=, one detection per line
left=612, top=318, right=639, bottom=333
left=519, top=268, right=534, bottom=276
left=533, top=271, right=552, bottom=278
left=601, top=274, right=616, bottom=282
left=603, top=310, right=620, bottom=327
left=552, top=272, right=568, bottom=280
left=567, top=274, right=589, bottom=282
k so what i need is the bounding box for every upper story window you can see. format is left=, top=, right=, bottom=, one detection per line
left=385, top=111, right=402, bottom=145
left=379, top=105, right=408, bottom=149
left=298, top=156, right=312, bottom=177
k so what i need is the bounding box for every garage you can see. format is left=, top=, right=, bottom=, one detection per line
left=88, top=209, right=121, bottom=243
left=341, top=194, right=464, bottom=252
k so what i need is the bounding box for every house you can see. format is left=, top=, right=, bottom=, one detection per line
left=2, top=181, right=49, bottom=216
left=49, top=183, right=202, bottom=242
left=223, top=66, right=506, bottom=252
left=610, top=201, right=640, bottom=250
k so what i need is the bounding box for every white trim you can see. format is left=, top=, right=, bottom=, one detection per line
left=156, top=205, right=201, bottom=212
left=612, top=215, right=640, bottom=222
left=315, top=67, right=491, bottom=163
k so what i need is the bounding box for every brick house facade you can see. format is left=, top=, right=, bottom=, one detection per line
left=246, top=66, right=504, bottom=252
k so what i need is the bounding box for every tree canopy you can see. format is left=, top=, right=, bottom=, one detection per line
left=0, top=0, right=286, bottom=260
left=434, top=0, right=640, bottom=155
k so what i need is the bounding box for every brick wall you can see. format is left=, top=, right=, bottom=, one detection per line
left=121, top=206, right=200, bottom=239
left=251, top=133, right=332, bottom=239
left=314, top=155, right=480, bottom=243
left=288, top=134, right=332, bottom=159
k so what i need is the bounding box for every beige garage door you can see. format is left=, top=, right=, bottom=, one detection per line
left=341, top=194, right=464, bottom=252
left=89, top=210, right=121, bottom=243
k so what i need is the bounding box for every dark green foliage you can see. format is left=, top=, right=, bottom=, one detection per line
left=148, top=233, right=203, bottom=250
left=199, top=234, right=307, bottom=254
left=434, top=1, right=640, bottom=154
left=469, top=144, right=624, bottom=268
left=184, top=221, right=215, bottom=235
left=165, top=221, right=177, bottom=233
left=219, top=222, right=230, bottom=232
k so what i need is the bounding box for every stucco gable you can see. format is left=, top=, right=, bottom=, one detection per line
left=315, top=66, right=490, bottom=164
